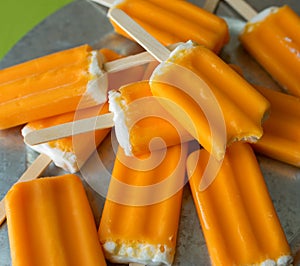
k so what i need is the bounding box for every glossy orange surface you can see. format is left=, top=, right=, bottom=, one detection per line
left=252, top=86, right=300, bottom=167
left=112, top=0, right=229, bottom=53
left=5, top=174, right=107, bottom=266
left=187, top=142, right=291, bottom=265
left=114, top=81, right=192, bottom=156
left=240, top=5, right=300, bottom=97
left=150, top=43, right=270, bottom=160
left=98, top=144, right=188, bottom=264
left=0, top=45, right=102, bottom=129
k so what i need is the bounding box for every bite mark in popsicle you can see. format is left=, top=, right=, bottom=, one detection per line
left=187, top=142, right=293, bottom=265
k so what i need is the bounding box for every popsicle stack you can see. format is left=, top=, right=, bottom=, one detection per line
left=1, top=0, right=299, bottom=265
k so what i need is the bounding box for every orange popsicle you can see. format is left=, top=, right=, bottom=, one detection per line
left=238, top=5, right=300, bottom=97
left=98, top=144, right=188, bottom=265
left=0, top=45, right=106, bottom=129
left=150, top=41, right=270, bottom=160
left=187, top=142, right=292, bottom=265
left=5, top=174, right=107, bottom=266
left=252, top=85, right=300, bottom=167
left=108, top=0, right=229, bottom=53
left=109, top=80, right=193, bottom=156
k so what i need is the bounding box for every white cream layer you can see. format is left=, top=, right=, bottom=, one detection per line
left=21, top=126, right=78, bottom=173
left=108, top=89, right=133, bottom=156
left=242, top=6, right=279, bottom=34
left=150, top=40, right=195, bottom=81
left=85, top=50, right=108, bottom=105
left=261, top=255, right=293, bottom=266
left=103, top=241, right=173, bottom=266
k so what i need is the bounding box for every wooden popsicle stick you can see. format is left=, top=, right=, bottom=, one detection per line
left=88, top=0, right=114, bottom=8
left=203, top=0, right=220, bottom=13
left=24, top=113, right=114, bottom=146
left=104, top=51, right=155, bottom=73
left=0, top=153, right=52, bottom=226
left=129, top=263, right=145, bottom=266
left=223, top=0, right=258, bottom=21
left=108, top=8, right=170, bottom=62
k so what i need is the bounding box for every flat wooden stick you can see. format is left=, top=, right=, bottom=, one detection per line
left=88, top=0, right=114, bottom=8
left=24, top=113, right=114, bottom=146
left=108, top=8, right=170, bottom=62
left=129, top=263, right=145, bottom=266
left=0, top=153, right=52, bottom=226
left=223, top=0, right=257, bottom=21
left=203, top=0, right=220, bottom=13
left=104, top=51, right=155, bottom=73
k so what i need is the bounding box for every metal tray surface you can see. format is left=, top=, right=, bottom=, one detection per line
left=0, top=1, right=300, bottom=265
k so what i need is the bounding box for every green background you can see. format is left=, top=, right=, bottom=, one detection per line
left=0, top=0, right=73, bottom=60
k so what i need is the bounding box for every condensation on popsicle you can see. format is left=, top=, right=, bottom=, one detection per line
left=187, top=142, right=292, bottom=265
left=5, top=174, right=107, bottom=266
left=252, top=85, right=300, bottom=167
left=98, top=144, right=188, bottom=266
left=239, top=5, right=300, bottom=97
left=150, top=41, right=270, bottom=160
left=109, top=0, right=229, bottom=53
left=109, top=80, right=193, bottom=156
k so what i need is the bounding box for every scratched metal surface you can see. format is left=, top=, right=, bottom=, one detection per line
left=0, top=1, right=300, bottom=265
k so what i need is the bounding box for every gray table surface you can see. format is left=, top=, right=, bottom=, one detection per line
left=1, top=1, right=300, bottom=265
